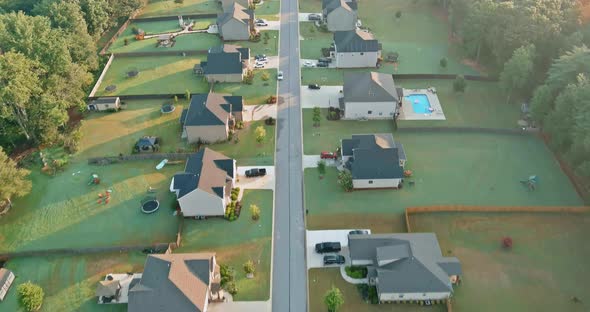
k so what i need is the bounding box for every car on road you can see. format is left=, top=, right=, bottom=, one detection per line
left=277, top=70, right=283, bottom=80
left=349, top=229, right=370, bottom=235
left=254, top=63, right=265, bottom=68
left=315, top=242, right=341, bottom=253
left=320, top=151, right=337, bottom=159
left=323, top=254, right=346, bottom=265
left=308, top=13, right=322, bottom=21
left=308, top=83, right=321, bottom=90
left=245, top=168, right=267, bottom=177
left=256, top=21, right=268, bottom=26
left=303, top=60, right=315, bottom=67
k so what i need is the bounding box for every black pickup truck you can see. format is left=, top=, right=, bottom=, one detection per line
left=245, top=168, right=267, bottom=177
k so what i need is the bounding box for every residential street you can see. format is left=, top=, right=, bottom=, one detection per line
left=272, top=0, right=307, bottom=310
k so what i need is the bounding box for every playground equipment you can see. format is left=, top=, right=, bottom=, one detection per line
left=141, top=196, right=160, bottom=214
left=88, top=173, right=100, bottom=185
left=520, top=175, right=538, bottom=191
left=156, top=159, right=169, bottom=170
left=404, top=170, right=413, bottom=177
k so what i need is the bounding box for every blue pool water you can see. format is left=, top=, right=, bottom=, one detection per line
left=406, top=94, right=431, bottom=114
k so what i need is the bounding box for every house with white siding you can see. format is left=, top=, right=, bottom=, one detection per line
left=341, top=134, right=406, bottom=189
left=340, top=71, right=402, bottom=120
left=330, top=30, right=381, bottom=68
left=348, top=233, right=462, bottom=303
left=322, top=0, right=358, bottom=31
left=170, top=148, right=236, bottom=218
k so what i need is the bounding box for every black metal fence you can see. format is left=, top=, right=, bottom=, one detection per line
left=131, top=13, right=218, bottom=22
left=88, top=152, right=193, bottom=165
left=392, top=74, right=497, bottom=81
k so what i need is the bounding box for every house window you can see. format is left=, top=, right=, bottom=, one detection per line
left=360, top=52, right=364, bottom=55
left=379, top=112, right=383, bottom=116
left=399, top=295, right=404, bottom=298
left=368, top=181, right=373, bottom=184
left=105, top=104, right=109, bottom=108
left=368, top=110, right=372, bottom=114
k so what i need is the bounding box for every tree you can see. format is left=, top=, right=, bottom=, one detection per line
left=317, top=160, right=326, bottom=177
left=0, top=147, right=32, bottom=210
left=499, top=44, right=535, bottom=104
left=439, top=57, right=448, bottom=68
left=261, top=71, right=270, bottom=81
left=17, top=282, right=44, bottom=312
left=249, top=204, right=260, bottom=220
left=395, top=10, right=402, bottom=19
left=453, top=75, right=466, bottom=92
left=80, top=0, right=111, bottom=36
left=337, top=170, right=353, bottom=192
left=313, top=106, right=321, bottom=127
left=324, top=286, right=344, bottom=312
left=243, top=260, right=255, bottom=275
left=530, top=85, right=553, bottom=125
left=185, top=90, right=191, bottom=101
left=255, top=126, right=266, bottom=144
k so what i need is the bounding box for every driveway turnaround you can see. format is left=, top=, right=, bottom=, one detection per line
left=236, top=166, right=275, bottom=190
left=306, top=230, right=366, bottom=269
left=300, top=86, right=343, bottom=108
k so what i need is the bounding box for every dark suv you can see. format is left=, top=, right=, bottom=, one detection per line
left=315, top=242, right=341, bottom=253
left=323, top=254, right=346, bottom=265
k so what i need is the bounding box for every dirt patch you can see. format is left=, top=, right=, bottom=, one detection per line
left=461, top=58, right=488, bottom=76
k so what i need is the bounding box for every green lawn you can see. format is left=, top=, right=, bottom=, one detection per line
left=176, top=190, right=273, bottom=300
left=309, top=268, right=446, bottom=312
left=254, top=0, right=280, bottom=15
left=213, top=69, right=278, bottom=105
left=305, top=132, right=583, bottom=230
left=108, top=21, right=219, bottom=54
left=2, top=252, right=146, bottom=312
left=210, top=120, right=275, bottom=165
left=139, top=0, right=221, bottom=17
left=299, top=0, right=321, bottom=12
left=235, top=30, right=279, bottom=56
left=299, top=22, right=332, bottom=60
left=95, top=55, right=209, bottom=96
left=410, top=212, right=590, bottom=312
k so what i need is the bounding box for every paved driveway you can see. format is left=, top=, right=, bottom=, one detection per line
left=306, top=230, right=364, bottom=269
left=243, top=104, right=277, bottom=121
left=300, top=86, right=343, bottom=108
left=253, top=55, right=279, bottom=69
left=208, top=300, right=270, bottom=312
left=298, top=13, right=322, bottom=22
left=236, top=166, right=275, bottom=190
left=259, top=20, right=280, bottom=31
left=303, top=155, right=339, bottom=169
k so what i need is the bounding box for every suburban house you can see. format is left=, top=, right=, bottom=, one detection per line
left=197, top=45, right=250, bottom=83
left=217, top=2, right=254, bottom=41
left=87, top=97, right=121, bottom=111
left=219, top=0, right=252, bottom=11
left=128, top=253, right=222, bottom=312
left=330, top=30, right=381, bottom=68
left=180, top=93, right=243, bottom=144
left=0, top=268, right=15, bottom=301
left=340, top=72, right=402, bottom=120
left=341, top=133, right=406, bottom=189
left=348, top=233, right=462, bottom=303
left=322, top=0, right=358, bottom=31
left=170, top=148, right=236, bottom=217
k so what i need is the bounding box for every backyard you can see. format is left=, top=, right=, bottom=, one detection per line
left=409, top=212, right=590, bottom=312
left=2, top=252, right=146, bottom=312
left=176, top=190, right=274, bottom=300
left=304, top=132, right=583, bottom=230
left=139, top=0, right=221, bottom=17
left=108, top=28, right=220, bottom=54
left=95, top=55, right=209, bottom=96
left=213, top=69, right=278, bottom=105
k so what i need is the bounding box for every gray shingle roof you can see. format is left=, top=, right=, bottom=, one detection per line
left=334, top=30, right=380, bottom=52
left=217, top=2, right=252, bottom=26
left=340, top=133, right=394, bottom=156
left=351, top=148, right=403, bottom=179
left=90, top=97, right=119, bottom=105
left=182, top=93, right=243, bottom=126
left=323, top=0, right=357, bottom=14
left=203, top=45, right=249, bottom=75
left=172, top=148, right=234, bottom=199
left=343, top=72, right=398, bottom=103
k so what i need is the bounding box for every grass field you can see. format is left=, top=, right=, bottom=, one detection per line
left=254, top=0, right=280, bottom=15
left=236, top=30, right=280, bottom=56
left=213, top=69, right=278, bottom=105
left=299, top=22, right=332, bottom=60
left=309, top=268, right=447, bottom=312
left=410, top=212, right=590, bottom=312
left=176, top=190, right=273, bottom=300
left=2, top=252, right=146, bottom=312
left=304, top=132, right=583, bottom=230
left=139, top=0, right=221, bottom=17
left=210, top=120, right=276, bottom=165
left=95, top=55, right=209, bottom=96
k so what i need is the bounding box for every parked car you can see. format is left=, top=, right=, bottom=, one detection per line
left=320, top=151, right=337, bottom=159
left=256, top=59, right=268, bottom=64
left=308, top=13, right=322, bottom=21
left=254, top=63, right=265, bottom=68
left=318, top=57, right=332, bottom=63
left=277, top=70, right=283, bottom=80
left=256, top=21, right=268, bottom=26
left=303, top=60, right=315, bottom=67
left=316, top=62, right=329, bottom=67
left=256, top=18, right=266, bottom=23
left=349, top=229, right=370, bottom=235
left=245, top=168, right=267, bottom=177
left=315, top=242, right=341, bottom=253
left=323, top=254, right=346, bottom=265
left=255, top=54, right=267, bottom=60
left=308, top=83, right=321, bottom=90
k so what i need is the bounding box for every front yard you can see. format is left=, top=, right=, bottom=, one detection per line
left=299, top=22, right=333, bottom=60
left=213, top=69, right=278, bottom=105
left=210, top=120, right=276, bottom=166
left=237, top=30, right=280, bottom=56
left=176, top=190, right=274, bottom=300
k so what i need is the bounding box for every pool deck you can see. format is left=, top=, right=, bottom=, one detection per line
left=398, top=88, right=446, bottom=121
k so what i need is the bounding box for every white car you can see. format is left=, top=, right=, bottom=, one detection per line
left=256, top=59, right=268, bottom=64
left=303, top=60, right=315, bottom=67
left=256, top=22, right=268, bottom=26
left=277, top=71, right=283, bottom=80
left=254, top=63, right=265, bottom=68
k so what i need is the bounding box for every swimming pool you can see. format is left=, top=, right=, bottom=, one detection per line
left=406, top=94, right=432, bottom=114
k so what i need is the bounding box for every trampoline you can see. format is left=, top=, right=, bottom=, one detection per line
left=161, top=104, right=175, bottom=114
left=141, top=197, right=160, bottom=214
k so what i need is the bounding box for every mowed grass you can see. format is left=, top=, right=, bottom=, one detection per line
left=210, top=120, right=276, bottom=165
left=213, top=69, right=278, bottom=105
left=95, top=55, right=209, bottom=96
left=2, top=252, right=146, bottom=312
left=309, top=268, right=447, bottom=312
left=176, top=190, right=273, bottom=300
left=254, top=0, right=280, bottom=15
left=235, top=30, right=280, bottom=56
left=108, top=22, right=219, bottom=54
left=139, top=0, right=221, bottom=17
left=304, top=132, right=583, bottom=230
left=410, top=212, right=590, bottom=312
left=299, top=22, right=332, bottom=60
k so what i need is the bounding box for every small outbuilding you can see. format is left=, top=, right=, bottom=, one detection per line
left=0, top=268, right=15, bottom=301
left=96, top=279, right=122, bottom=302
left=88, top=97, right=121, bottom=112
left=134, top=136, right=160, bottom=153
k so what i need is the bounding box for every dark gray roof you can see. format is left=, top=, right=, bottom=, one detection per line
left=182, top=93, right=242, bottom=126
left=173, top=173, right=199, bottom=198
left=203, top=45, right=248, bottom=75
left=180, top=108, right=188, bottom=125
left=334, top=30, right=380, bottom=52
left=351, top=148, right=403, bottom=179
left=341, top=134, right=395, bottom=156
left=136, top=136, right=157, bottom=147
left=348, top=233, right=461, bottom=295
left=343, top=72, right=398, bottom=103
left=323, top=0, right=357, bottom=14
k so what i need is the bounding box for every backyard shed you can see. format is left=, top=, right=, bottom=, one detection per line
left=96, top=279, right=122, bottom=300
left=0, top=268, right=15, bottom=301
left=134, top=136, right=160, bottom=153
left=88, top=97, right=121, bottom=111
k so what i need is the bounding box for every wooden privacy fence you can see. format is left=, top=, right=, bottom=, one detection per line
left=405, top=205, right=590, bottom=232
left=88, top=153, right=193, bottom=165
left=113, top=50, right=208, bottom=57
left=0, top=243, right=169, bottom=261
left=131, top=13, right=218, bottom=22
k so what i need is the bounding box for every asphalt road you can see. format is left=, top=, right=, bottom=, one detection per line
left=271, top=0, right=307, bottom=310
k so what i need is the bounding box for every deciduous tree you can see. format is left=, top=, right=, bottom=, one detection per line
left=0, top=147, right=32, bottom=210
left=499, top=44, right=535, bottom=104
left=324, top=286, right=344, bottom=312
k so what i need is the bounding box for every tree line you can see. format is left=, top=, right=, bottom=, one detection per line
left=445, top=0, right=590, bottom=181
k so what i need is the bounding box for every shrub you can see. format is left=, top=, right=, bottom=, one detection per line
left=185, top=90, right=191, bottom=101
left=453, top=75, right=467, bottom=92
left=220, top=264, right=235, bottom=287
left=317, top=160, right=326, bottom=176
left=250, top=204, right=261, bottom=220
left=175, top=0, right=184, bottom=3
left=395, top=10, right=402, bottom=19
left=266, top=95, right=277, bottom=104
left=236, top=120, right=244, bottom=129
left=368, top=286, right=378, bottom=304
left=174, top=95, right=178, bottom=103
left=124, top=38, right=129, bottom=46
left=338, top=170, right=353, bottom=192
left=226, top=281, right=238, bottom=295
left=131, top=26, right=139, bottom=35
left=231, top=193, right=238, bottom=201
left=17, top=282, right=44, bottom=312
left=319, top=23, right=329, bottom=32
left=255, top=126, right=266, bottom=144
left=261, top=71, right=270, bottom=81
left=345, top=266, right=368, bottom=279
left=439, top=57, right=448, bottom=68
left=243, top=260, right=256, bottom=274
left=265, top=117, right=276, bottom=125
left=63, top=125, right=82, bottom=154
left=243, top=70, right=254, bottom=84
